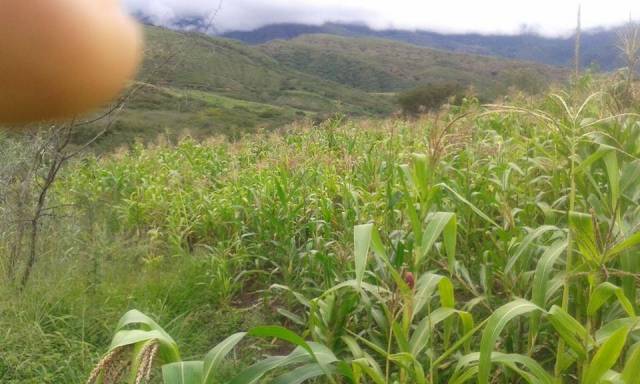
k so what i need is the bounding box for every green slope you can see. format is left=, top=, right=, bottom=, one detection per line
left=139, top=26, right=393, bottom=115
left=260, top=34, right=569, bottom=99
left=85, top=27, right=567, bottom=149
left=74, top=83, right=308, bottom=149
left=80, top=26, right=395, bottom=150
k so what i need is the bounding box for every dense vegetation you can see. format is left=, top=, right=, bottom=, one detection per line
left=76, top=26, right=565, bottom=151
left=2, top=67, right=640, bottom=383
left=223, top=21, right=623, bottom=70
left=397, top=84, right=464, bottom=116
left=87, top=26, right=393, bottom=150
left=260, top=35, right=566, bottom=98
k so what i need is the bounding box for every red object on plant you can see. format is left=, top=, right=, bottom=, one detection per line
left=404, top=271, right=415, bottom=290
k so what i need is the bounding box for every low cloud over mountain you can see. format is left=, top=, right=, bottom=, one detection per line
left=124, top=0, right=640, bottom=36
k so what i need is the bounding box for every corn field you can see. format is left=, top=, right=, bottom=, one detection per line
left=2, top=79, right=640, bottom=383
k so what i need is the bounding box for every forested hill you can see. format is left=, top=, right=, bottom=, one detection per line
left=259, top=34, right=567, bottom=97
left=223, top=22, right=624, bottom=70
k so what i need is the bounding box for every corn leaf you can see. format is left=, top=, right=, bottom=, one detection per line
left=351, top=358, right=386, bottom=384
left=202, top=332, right=247, bottom=384
left=249, top=326, right=312, bottom=355
left=587, top=282, right=636, bottom=317
left=605, top=231, right=640, bottom=262
left=438, top=183, right=500, bottom=229
left=603, top=150, right=620, bottom=209
left=547, top=305, right=588, bottom=360
left=506, top=225, right=559, bottom=274
left=272, top=363, right=336, bottom=384
left=621, top=343, right=640, bottom=384
left=162, top=361, right=204, bottom=384
left=418, top=212, right=456, bottom=270
left=531, top=240, right=567, bottom=308
left=584, top=325, right=630, bottom=384
left=478, top=299, right=542, bottom=384
left=456, top=352, right=553, bottom=384
left=354, top=224, right=373, bottom=289
left=410, top=307, right=473, bottom=356
left=570, top=212, right=601, bottom=266
left=413, top=273, right=453, bottom=318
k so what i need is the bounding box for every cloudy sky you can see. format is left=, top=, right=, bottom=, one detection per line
left=123, top=0, right=640, bottom=36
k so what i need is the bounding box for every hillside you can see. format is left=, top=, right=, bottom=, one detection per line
left=82, top=25, right=567, bottom=149
left=139, top=26, right=391, bottom=115
left=260, top=34, right=568, bottom=98
left=224, top=22, right=624, bottom=70
left=81, top=26, right=395, bottom=148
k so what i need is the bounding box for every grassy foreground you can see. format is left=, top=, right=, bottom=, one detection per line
left=2, top=79, right=640, bottom=383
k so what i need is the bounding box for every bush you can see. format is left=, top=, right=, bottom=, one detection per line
left=396, top=83, right=463, bottom=116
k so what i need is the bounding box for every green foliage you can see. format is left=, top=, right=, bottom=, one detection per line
left=224, top=21, right=626, bottom=71
left=261, top=34, right=567, bottom=99
left=79, top=27, right=568, bottom=150
left=4, top=79, right=640, bottom=383
left=90, top=310, right=340, bottom=384
left=396, top=84, right=464, bottom=116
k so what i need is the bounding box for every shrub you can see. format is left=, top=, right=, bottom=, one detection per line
left=396, top=83, right=463, bottom=116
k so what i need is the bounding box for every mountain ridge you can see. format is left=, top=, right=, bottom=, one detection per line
left=259, top=33, right=567, bottom=98
left=222, top=22, right=624, bottom=70
left=131, top=12, right=627, bottom=71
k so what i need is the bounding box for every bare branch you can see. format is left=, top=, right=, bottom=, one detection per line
left=204, top=0, right=224, bottom=35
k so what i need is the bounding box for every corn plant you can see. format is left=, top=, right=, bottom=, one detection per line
left=8, top=78, right=640, bottom=383
left=88, top=310, right=345, bottom=384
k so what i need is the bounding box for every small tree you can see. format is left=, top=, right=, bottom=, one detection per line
left=1, top=97, right=132, bottom=288
left=397, top=83, right=462, bottom=116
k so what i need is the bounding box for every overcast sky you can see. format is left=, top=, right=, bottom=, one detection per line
left=123, top=0, right=640, bottom=36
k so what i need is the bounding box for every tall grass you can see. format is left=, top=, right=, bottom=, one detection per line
left=2, top=78, right=640, bottom=383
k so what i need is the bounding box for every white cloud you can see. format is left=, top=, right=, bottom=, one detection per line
left=133, top=0, right=176, bottom=24
left=122, top=0, right=640, bottom=36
